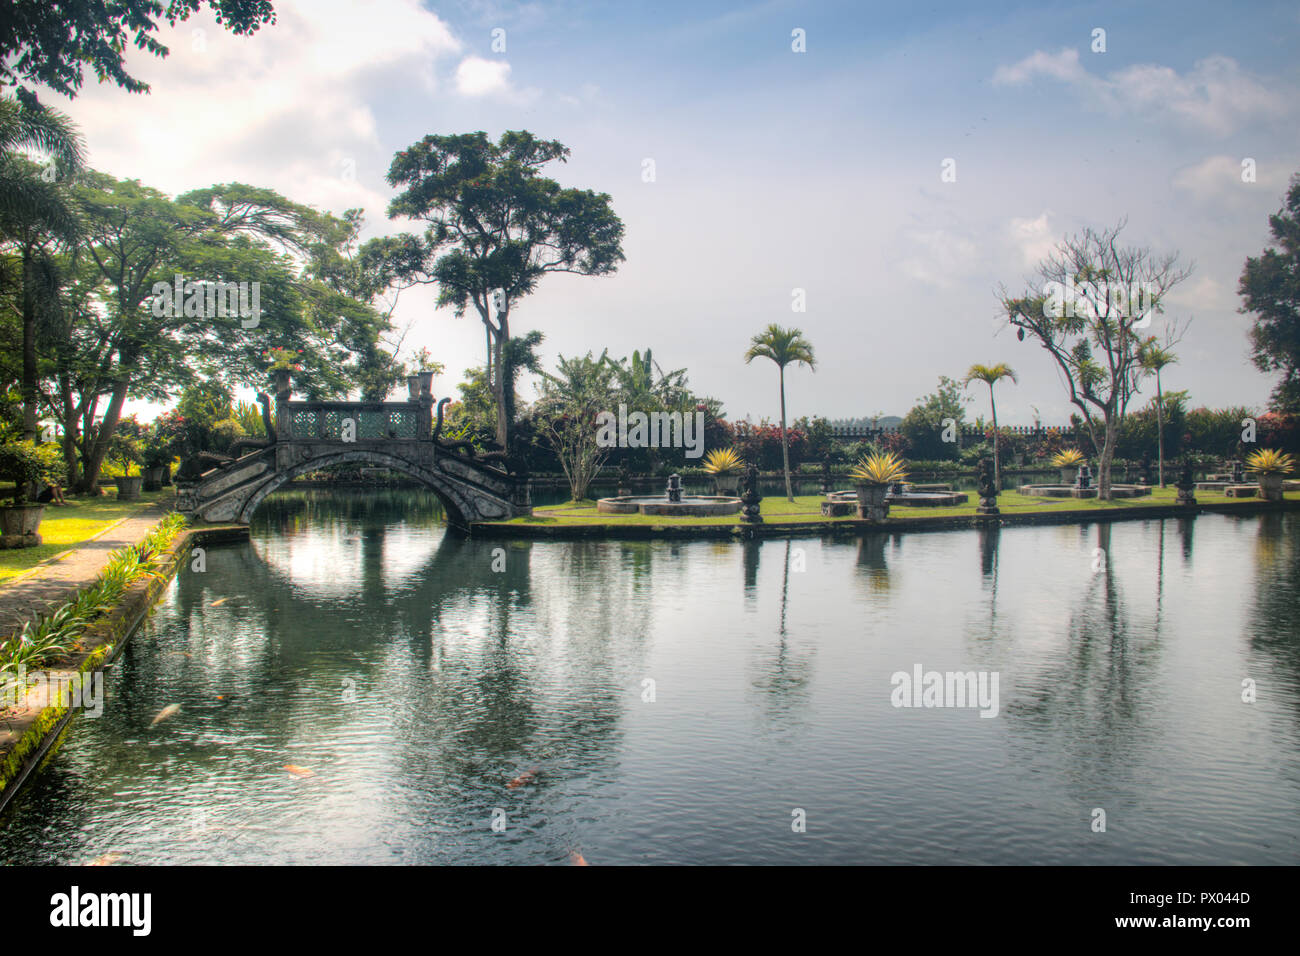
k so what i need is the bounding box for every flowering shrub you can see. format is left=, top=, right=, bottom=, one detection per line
left=732, top=420, right=807, bottom=471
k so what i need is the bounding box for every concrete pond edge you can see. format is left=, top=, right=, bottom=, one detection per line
left=469, top=498, right=1300, bottom=540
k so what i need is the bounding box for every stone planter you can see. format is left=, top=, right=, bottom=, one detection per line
left=142, top=465, right=166, bottom=492
left=1258, top=473, right=1284, bottom=502
left=272, top=368, right=292, bottom=395
left=710, top=474, right=741, bottom=497
left=0, top=503, right=46, bottom=549
left=855, top=482, right=890, bottom=521
left=1059, top=467, right=1078, bottom=485
left=114, top=475, right=143, bottom=500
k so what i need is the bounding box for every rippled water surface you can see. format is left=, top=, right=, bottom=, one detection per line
left=3, top=490, right=1298, bottom=864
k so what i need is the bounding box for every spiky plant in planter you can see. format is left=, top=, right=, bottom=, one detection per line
left=850, top=451, right=908, bottom=485
left=702, top=447, right=745, bottom=496
left=850, top=452, right=908, bottom=521
left=1050, top=448, right=1085, bottom=484
left=1246, top=448, right=1295, bottom=502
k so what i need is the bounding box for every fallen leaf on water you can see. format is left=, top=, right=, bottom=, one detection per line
left=86, top=853, right=124, bottom=866
left=283, top=764, right=314, bottom=778
left=570, top=851, right=589, bottom=866
left=507, top=768, right=540, bottom=789
left=150, top=703, right=181, bottom=726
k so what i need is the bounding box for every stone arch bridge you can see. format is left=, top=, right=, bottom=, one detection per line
left=176, top=385, right=531, bottom=529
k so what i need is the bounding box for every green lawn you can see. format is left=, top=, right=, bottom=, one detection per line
left=0, top=489, right=175, bottom=583
left=495, top=486, right=1291, bottom=528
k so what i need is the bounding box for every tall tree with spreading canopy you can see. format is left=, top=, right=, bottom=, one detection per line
left=744, top=324, right=816, bottom=502
left=1239, top=172, right=1300, bottom=414
left=964, top=363, right=1017, bottom=486
left=384, top=130, right=625, bottom=451
left=1000, top=220, right=1190, bottom=499
left=68, top=173, right=390, bottom=490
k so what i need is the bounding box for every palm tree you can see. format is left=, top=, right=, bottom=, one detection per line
left=1138, top=340, right=1178, bottom=487
left=745, top=324, right=816, bottom=502
left=0, top=97, right=85, bottom=239
left=964, top=363, right=1018, bottom=487
left=0, top=96, right=85, bottom=441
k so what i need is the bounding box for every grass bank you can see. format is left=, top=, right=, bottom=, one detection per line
left=0, top=490, right=174, bottom=583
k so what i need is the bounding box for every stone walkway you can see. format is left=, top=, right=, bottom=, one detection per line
left=0, top=499, right=173, bottom=636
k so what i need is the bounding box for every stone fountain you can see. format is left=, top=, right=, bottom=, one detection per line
left=597, top=473, right=742, bottom=516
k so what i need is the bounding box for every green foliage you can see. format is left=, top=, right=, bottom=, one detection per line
left=176, top=381, right=234, bottom=453
left=0, top=439, right=65, bottom=502
left=108, top=430, right=142, bottom=476
left=386, top=131, right=626, bottom=314
left=209, top=417, right=245, bottom=454
left=744, top=324, right=816, bottom=371
left=1239, top=172, right=1300, bottom=413
left=537, top=351, right=618, bottom=500
left=1184, top=406, right=1256, bottom=458
left=900, top=376, right=969, bottom=461
left=1116, top=389, right=1187, bottom=460
left=450, top=367, right=498, bottom=443
left=233, top=400, right=266, bottom=438
left=0, top=97, right=86, bottom=241
left=797, top=415, right=835, bottom=461
left=139, top=421, right=177, bottom=468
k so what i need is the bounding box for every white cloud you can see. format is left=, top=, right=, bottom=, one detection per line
left=992, top=48, right=1087, bottom=87
left=455, top=56, right=513, bottom=97
left=1007, top=213, right=1056, bottom=267
left=1172, top=154, right=1288, bottom=201
left=52, top=0, right=461, bottom=214
left=898, top=229, right=978, bottom=288
left=993, top=49, right=1290, bottom=135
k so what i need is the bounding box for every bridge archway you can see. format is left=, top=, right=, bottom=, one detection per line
left=179, top=445, right=528, bottom=529
left=239, top=450, right=480, bottom=526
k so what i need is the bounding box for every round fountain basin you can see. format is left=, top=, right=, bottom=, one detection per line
left=1018, top=484, right=1152, bottom=499
left=597, top=495, right=742, bottom=517
left=826, top=488, right=969, bottom=508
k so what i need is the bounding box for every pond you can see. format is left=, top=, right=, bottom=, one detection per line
left=2, top=489, right=1297, bottom=864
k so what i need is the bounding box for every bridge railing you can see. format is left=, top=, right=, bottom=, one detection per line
left=281, top=401, right=430, bottom=442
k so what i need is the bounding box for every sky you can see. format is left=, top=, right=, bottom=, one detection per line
left=37, top=0, right=1300, bottom=426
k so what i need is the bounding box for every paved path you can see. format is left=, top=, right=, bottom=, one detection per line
left=0, top=499, right=172, bottom=636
